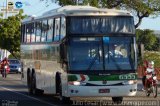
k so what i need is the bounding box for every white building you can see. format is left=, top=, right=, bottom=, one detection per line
left=0, top=49, right=10, bottom=61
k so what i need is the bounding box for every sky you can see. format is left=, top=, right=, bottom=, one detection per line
left=0, top=0, right=160, bottom=30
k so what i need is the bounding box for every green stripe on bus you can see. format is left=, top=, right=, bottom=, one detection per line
left=68, top=75, right=78, bottom=81
left=68, top=73, right=137, bottom=81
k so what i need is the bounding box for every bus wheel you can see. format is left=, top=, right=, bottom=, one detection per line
left=28, top=71, right=33, bottom=95
left=112, top=97, right=123, bottom=104
left=31, top=72, right=37, bottom=95
left=31, top=72, right=44, bottom=95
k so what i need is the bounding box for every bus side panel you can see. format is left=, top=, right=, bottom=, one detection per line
left=61, top=72, right=69, bottom=97
left=21, top=44, right=61, bottom=94
left=40, top=60, right=61, bottom=94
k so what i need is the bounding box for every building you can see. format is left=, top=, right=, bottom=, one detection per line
left=0, top=49, right=10, bottom=61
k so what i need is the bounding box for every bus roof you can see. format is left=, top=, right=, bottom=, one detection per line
left=22, top=5, right=132, bottom=23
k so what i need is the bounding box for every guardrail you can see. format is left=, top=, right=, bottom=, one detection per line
left=137, top=66, right=160, bottom=80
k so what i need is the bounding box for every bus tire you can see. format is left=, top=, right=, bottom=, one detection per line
left=31, top=72, right=37, bottom=95
left=27, top=70, right=33, bottom=95
left=56, top=73, right=60, bottom=94
left=112, top=97, right=123, bottom=104
left=31, top=71, right=44, bottom=95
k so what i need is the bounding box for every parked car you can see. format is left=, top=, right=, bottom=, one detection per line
left=8, top=59, right=22, bottom=73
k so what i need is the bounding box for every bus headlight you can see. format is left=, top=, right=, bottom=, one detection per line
left=68, top=81, right=86, bottom=86
left=73, top=81, right=81, bottom=85
left=123, top=80, right=137, bottom=85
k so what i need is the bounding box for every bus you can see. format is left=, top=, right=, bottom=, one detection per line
left=21, top=6, right=137, bottom=103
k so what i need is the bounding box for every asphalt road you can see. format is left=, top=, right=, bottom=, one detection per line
left=0, top=74, right=160, bottom=106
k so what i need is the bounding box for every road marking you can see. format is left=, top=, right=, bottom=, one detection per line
left=0, top=86, right=58, bottom=106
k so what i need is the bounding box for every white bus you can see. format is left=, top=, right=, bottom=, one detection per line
left=21, top=6, right=137, bottom=103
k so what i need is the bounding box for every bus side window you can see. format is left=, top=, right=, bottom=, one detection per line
left=36, top=21, right=41, bottom=42
left=41, top=20, right=48, bottom=42
left=31, top=22, right=36, bottom=42
left=54, top=18, right=60, bottom=41
left=47, top=18, right=53, bottom=42
left=26, top=23, right=31, bottom=43
left=60, top=17, right=66, bottom=40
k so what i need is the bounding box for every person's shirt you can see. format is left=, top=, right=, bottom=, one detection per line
left=146, top=67, right=154, bottom=74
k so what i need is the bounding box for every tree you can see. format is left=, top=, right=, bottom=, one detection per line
left=40, top=0, right=160, bottom=28
left=0, top=10, right=26, bottom=58
left=136, top=29, right=159, bottom=51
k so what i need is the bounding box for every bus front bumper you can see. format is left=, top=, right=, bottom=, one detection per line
left=67, top=84, right=137, bottom=97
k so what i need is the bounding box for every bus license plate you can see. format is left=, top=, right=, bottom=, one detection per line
left=99, top=89, right=110, bottom=93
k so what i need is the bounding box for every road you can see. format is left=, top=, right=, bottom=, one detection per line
left=0, top=74, right=160, bottom=106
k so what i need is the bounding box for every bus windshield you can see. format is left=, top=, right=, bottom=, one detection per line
left=103, top=37, right=136, bottom=71
left=69, top=37, right=103, bottom=70
left=68, top=36, right=136, bottom=72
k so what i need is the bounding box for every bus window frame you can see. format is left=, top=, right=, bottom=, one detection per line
left=21, top=24, right=25, bottom=43
left=34, top=22, right=37, bottom=42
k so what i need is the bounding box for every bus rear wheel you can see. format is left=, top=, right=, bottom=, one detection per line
left=31, top=72, right=37, bottom=95
left=27, top=71, right=33, bottom=94
left=31, top=72, right=43, bottom=95
left=112, top=97, right=123, bottom=104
